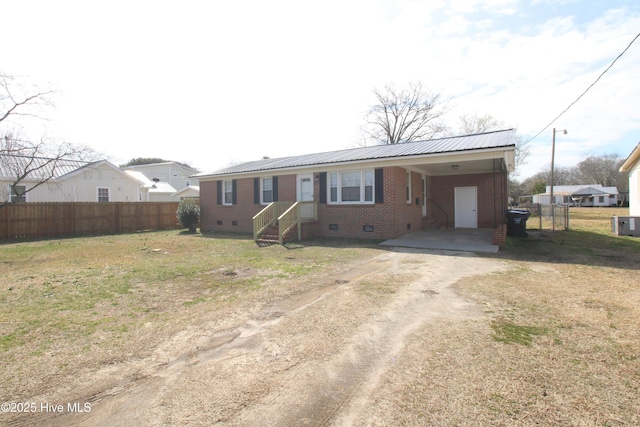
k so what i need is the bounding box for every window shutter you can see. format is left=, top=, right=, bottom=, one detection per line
left=272, top=176, right=279, bottom=202
left=254, top=178, right=260, bottom=204
left=232, top=179, right=238, bottom=205
left=375, top=168, right=384, bottom=204
left=319, top=172, right=327, bottom=204
left=216, top=181, right=222, bottom=205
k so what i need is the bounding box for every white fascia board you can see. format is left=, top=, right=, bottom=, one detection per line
left=505, top=151, right=516, bottom=172
left=620, top=143, right=640, bottom=172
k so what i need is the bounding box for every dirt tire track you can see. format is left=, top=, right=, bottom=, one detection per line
left=5, top=248, right=504, bottom=426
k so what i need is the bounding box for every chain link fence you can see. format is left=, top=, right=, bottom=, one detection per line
left=511, top=203, right=570, bottom=231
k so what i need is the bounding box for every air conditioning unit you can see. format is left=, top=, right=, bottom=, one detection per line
left=611, top=216, right=640, bottom=236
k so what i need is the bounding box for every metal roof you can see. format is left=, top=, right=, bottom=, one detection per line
left=195, top=129, right=516, bottom=178
left=0, top=154, right=90, bottom=180
left=542, top=185, right=619, bottom=196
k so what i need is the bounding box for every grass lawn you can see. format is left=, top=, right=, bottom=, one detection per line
left=446, top=206, right=640, bottom=424
left=0, top=231, right=380, bottom=400
left=1, top=207, right=639, bottom=424
left=361, top=207, right=640, bottom=426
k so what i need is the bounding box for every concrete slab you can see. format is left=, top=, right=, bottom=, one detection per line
left=380, top=228, right=499, bottom=253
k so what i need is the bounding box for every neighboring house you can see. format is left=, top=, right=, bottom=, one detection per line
left=123, top=170, right=177, bottom=202
left=0, top=155, right=146, bottom=202
left=620, top=142, right=640, bottom=216
left=122, top=162, right=200, bottom=201
left=533, top=185, right=619, bottom=207
left=173, top=185, right=200, bottom=201
left=194, top=129, right=516, bottom=241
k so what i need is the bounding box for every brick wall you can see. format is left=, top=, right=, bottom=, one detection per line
left=278, top=175, right=297, bottom=201
left=199, top=180, right=218, bottom=232
left=200, top=175, right=298, bottom=234
left=316, top=167, right=422, bottom=240
left=430, top=172, right=508, bottom=229
left=199, top=167, right=508, bottom=239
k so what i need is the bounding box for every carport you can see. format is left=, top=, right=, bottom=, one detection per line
left=380, top=228, right=498, bottom=253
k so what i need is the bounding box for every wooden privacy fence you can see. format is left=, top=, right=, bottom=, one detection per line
left=0, top=202, right=180, bottom=240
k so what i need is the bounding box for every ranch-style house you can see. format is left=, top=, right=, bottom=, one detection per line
left=194, top=129, right=516, bottom=243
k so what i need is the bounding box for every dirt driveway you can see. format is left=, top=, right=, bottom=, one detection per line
left=7, top=247, right=505, bottom=426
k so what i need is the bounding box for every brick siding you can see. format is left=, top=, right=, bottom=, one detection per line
left=430, top=172, right=508, bottom=229
left=199, top=167, right=508, bottom=240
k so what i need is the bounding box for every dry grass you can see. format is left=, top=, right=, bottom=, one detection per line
left=1, top=208, right=639, bottom=426
left=366, top=207, right=640, bottom=426
left=0, top=231, right=380, bottom=401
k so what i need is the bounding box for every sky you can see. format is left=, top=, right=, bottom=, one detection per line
left=2, top=0, right=640, bottom=180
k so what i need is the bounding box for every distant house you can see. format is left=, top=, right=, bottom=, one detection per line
left=533, top=185, right=619, bottom=207
left=620, top=142, right=640, bottom=216
left=122, top=162, right=200, bottom=201
left=0, top=155, right=146, bottom=203
left=194, top=129, right=516, bottom=242
left=123, top=170, right=177, bottom=202
left=173, top=185, right=200, bottom=201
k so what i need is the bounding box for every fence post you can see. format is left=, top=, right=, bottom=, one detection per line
left=115, top=203, right=121, bottom=233
left=7, top=204, right=12, bottom=239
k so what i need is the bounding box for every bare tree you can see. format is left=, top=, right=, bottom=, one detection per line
left=513, top=154, right=628, bottom=201
left=1, top=72, right=97, bottom=202
left=575, top=154, right=627, bottom=190
left=454, top=113, right=530, bottom=170
left=458, top=113, right=505, bottom=134
left=363, top=82, right=448, bottom=145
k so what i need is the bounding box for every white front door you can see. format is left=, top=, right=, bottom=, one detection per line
left=454, top=186, right=477, bottom=228
left=297, top=174, right=314, bottom=201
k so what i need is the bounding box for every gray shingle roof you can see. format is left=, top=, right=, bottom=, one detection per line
left=195, top=129, right=516, bottom=178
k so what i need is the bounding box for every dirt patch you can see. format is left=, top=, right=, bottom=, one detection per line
left=3, top=248, right=505, bottom=426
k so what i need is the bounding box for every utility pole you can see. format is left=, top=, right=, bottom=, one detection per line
left=550, top=128, right=567, bottom=231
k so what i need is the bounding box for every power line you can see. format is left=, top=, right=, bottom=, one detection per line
left=525, top=31, right=640, bottom=144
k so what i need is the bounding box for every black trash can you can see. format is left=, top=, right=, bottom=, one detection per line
left=506, top=209, right=531, bottom=237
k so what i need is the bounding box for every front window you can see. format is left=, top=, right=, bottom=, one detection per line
left=341, top=171, right=360, bottom=202
left=330, top=173, right=338, bottom=203
left=364, top=170, right=374, bottom=202
left=98, top=188, right=109, bottom=202
left=328, top=170, right=375, bottom=204
left=262, top=177, right=273, bottom=204
left=223, top=180, right=233, bottom=205
left=10, top=185, right=26, bottom=203
left=406, top=170, right=412, bottom=204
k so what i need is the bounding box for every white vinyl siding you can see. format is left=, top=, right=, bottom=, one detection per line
left=328, top=170, right=374, bottom=204
left=5, top=163, right=142, bottom=202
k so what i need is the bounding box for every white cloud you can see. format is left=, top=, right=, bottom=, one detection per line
left=2, top=0, right=639, bottom=177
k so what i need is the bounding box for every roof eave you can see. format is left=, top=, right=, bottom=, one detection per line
left=620, top=142, right=640, bottom=172
left=196, top=145, right=516, bottom=180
